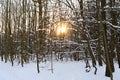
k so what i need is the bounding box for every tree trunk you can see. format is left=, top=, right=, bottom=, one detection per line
left=116, top=34, right=120, bottom=68
left=100, top=0, right=113, bottom=79
left=109, top=0, right=117, bottom=72
left=96, top=0, right=103, bottom=66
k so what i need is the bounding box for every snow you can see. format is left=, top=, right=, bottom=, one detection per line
left=106, top=21, right=120, bottom=29
left=0, top=61, right=120, bottom=80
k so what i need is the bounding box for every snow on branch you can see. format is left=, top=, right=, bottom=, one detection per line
left=106, top=21, right=120, bottom=29
left=81, top=38, right=98, bottom=43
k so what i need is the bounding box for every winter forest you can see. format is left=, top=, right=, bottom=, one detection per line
left=0, top=0, right=120, bottom=80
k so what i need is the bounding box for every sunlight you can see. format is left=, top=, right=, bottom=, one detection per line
left=56, top=22, right=68, bottom=36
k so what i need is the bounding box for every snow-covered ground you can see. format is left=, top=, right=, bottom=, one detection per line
left=0, top=61, right=120, bottom=80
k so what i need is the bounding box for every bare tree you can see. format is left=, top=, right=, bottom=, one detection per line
left=100, top=0, right=113, bottom=79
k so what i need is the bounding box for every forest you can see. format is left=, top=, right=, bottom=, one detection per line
left=0, top=0, right=120, bottom=80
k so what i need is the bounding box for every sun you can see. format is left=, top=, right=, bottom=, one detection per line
left=56, top=22, right=68, bottom=36
left=61, top=26, right=67, bottom=33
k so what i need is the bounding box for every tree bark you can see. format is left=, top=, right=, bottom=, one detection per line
left=96, top=0, right=103, bottom=66
left=100, top=0, right=113, bottom=79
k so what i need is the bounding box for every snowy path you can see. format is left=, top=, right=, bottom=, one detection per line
left=0, top=61, right=120, bottom=80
